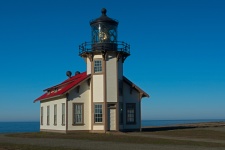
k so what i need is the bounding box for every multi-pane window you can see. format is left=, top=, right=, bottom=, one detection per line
left=41, top=107, right=43, bottom=125
left=47, top=106, right=50, bottom=125
left=54, top=104, right=57, bottom=125
left=62, top=103, right=65, bottom=125
left=94, top=104, right=103, bottom=123
left=73, top=104, right=83, bottom=124
left=94, top=60, right=102, bottom=73
left=126, top=103, right=136, bottom=124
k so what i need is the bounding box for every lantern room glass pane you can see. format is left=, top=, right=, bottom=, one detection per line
left=91, top=23, right=117, bottom=43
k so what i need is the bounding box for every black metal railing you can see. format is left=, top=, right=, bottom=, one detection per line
left=79, top=41, right=130, bottom=56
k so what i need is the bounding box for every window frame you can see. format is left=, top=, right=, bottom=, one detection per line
left=126, top=103, right=136, bottom=124
left=93, top=59, right=103, bottom=74
left=41, top=107, right=43, bottom=125
left=94, top=103, right=103, bottom=124
left=47, top=106, right=50, bottom=125
left=62, top=103, right=65, bottom=126
left=54, top=104, right=57, bottom=125
left=73, top=103, right=84, bottom=125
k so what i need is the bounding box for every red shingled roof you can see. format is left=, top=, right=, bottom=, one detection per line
left=34, top=72, right=90, bottom=103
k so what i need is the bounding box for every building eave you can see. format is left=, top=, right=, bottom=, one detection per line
left=33, top=95, right=63, bottom=103
left=123, top=76, right=150, bottom=99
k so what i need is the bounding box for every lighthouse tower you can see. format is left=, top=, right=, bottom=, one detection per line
left=79, top=8, right=130, bottom=131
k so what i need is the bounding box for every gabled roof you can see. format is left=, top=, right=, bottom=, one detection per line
left=34, top=72, right=90, bottom=103
left=34, top=72, right=149, bottom=103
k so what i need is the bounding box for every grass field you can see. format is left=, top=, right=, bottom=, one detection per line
left=146, top=128, right=225, bottom=140
left=6, top=131, right=205, bottom=145
left=1, top=122, right=225, bottom=150
left=0, top=143, right=78, bottom=150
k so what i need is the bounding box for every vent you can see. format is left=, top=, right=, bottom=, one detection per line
left=75, top=71, right=80, bottom=75
left=66, top=71, right=72, bottom=78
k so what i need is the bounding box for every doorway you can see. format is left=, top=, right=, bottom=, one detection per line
left=108, top=108, right=116, bottom=131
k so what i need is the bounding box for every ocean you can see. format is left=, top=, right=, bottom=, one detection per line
left=1, top=119, right=225, bottom=133
left=0, top=122, right=40, bottom=134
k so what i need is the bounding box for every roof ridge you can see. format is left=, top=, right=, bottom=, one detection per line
left=34, top=72, right=90, bottom=102
left=43, top=72, right=87, bottom=91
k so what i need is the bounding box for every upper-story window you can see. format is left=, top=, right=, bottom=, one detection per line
left=94, top=60, right=102, bottom=73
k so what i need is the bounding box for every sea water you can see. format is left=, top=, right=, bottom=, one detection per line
left=0, top=122, right=40, bottom=133
left=1, top=119, right=225, bottom=133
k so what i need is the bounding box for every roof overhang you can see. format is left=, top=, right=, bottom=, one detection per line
left=123, top=76, right=150, bottom=99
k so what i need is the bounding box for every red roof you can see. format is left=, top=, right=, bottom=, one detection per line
left=34, top=72, right=90, bottom=103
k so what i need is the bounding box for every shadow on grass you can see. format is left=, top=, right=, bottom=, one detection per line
left=141, top=122, right=225, bottom=132
left=141, top=126, right=196, bottom=132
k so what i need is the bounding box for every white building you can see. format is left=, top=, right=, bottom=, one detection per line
left=34, top=8, right=149, bottom=133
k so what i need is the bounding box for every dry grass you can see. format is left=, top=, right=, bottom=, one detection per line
left=0, top=142, right=79, bottom=150
left=6, top=131, right=225, bottom=148
left=147, top=128, right=225, bottom=140
left=3, top=122, right=225, bottom=149
left=142, top=122, right=225, bottom=140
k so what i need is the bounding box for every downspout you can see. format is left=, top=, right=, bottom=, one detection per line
left=66, top=93, right=69, bottom=133
left=104, top=56, right=107, bottom=133
left=139, top=93, right=143, bottom=132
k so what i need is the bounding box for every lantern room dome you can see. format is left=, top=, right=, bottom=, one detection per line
left=90, top=8, right=118, bottom=26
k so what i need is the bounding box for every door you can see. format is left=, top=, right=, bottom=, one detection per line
left=108, top=108, right=116, bottom=131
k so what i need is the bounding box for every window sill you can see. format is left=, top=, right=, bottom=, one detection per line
left=72, top=123, right=85, bottom=126
left=93, top=122, right=104, bottom=125
left=93, top=72, right=103, bottom=75
left=126, top=122, right=136, bottom=125
left=61, top=124, right=65, bottom=126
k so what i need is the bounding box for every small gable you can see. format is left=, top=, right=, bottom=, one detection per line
left=34, top=72, right=90, bottom=102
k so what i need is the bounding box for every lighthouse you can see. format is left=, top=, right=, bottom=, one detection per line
left=34, top=8, right=149, bottom=133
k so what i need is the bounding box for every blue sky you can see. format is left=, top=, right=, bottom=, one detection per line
left=0, top=0, right=224, bottom=121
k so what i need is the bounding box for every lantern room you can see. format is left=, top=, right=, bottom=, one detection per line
left=79, top=8, right=130, bottom=62
left=90, top=8, right=118, bottom=44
